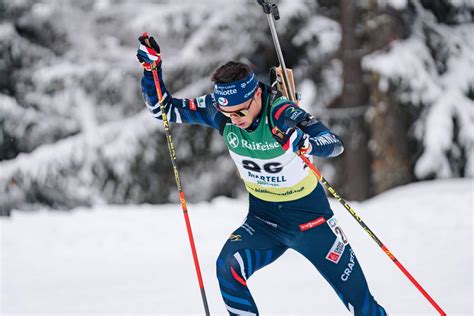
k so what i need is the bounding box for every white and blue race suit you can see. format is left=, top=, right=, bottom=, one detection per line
left=141, top=66, right=386, bottom=315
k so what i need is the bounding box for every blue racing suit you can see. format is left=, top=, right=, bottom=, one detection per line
left=141, top=67, right=386, bottom=315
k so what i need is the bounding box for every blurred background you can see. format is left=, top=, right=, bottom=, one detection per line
left=1, top=1, right=473, bottom=315
left=0, top=0, right=472, bottom=212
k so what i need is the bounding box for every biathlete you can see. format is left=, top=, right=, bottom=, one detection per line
left=137, top=34, right=386, bottom=316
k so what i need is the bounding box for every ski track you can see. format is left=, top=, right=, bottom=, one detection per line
left=1, top=179, right=472, bottom=315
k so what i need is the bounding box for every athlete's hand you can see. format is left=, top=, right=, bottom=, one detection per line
left=279, top=127, right=312, bottom=155
left=136, top=33, right=161, bottom=71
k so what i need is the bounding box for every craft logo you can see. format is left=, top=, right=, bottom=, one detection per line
left=341, top=249, right=355, bottom=281
left=218, top=97, right=228, bottom=106
left=227, top=132, right=240, bottom=149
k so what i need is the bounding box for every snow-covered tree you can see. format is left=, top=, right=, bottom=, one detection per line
left=363, top=0, right=474, bottom=188
left=0, top=0, right=326, bottom=212
left=0, top=0, right=472, bottom=212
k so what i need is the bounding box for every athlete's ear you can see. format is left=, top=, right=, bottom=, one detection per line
left=255, top=87, right=262, bottom=98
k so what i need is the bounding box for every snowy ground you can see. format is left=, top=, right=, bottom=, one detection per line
left=1, top=179, right=472, bottom=315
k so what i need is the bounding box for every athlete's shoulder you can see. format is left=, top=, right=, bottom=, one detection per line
left=269, top=97, right=309, bottom=130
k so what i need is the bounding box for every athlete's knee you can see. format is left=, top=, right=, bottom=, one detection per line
left=346, top=289, right=386, bottom=316
left=216, top=251, right=249, bottom=286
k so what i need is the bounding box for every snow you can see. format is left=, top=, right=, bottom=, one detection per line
left=378, top=0, right=408, bottom=10
left=1, top=179, right=472, bottom=315
left=293, top=15, right=341, bottom=63
left=299, top=79, right=317, bottom=112
left=0, top=6, right=472, bottom=313
left=362, top=7, right=474, bottom=179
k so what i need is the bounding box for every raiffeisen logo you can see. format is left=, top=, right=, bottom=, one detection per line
left=226, top=133, right=280, bottom=151
left=241, top=140, right=280, bottom=151
left=227, top=132, right=240, bottom=149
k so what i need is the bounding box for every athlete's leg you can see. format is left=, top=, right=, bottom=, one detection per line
left=292, top=215, right=387, bottom=316
left=216, top=216, right=287, bottom=316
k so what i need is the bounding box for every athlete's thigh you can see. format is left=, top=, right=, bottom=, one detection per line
left=292, top=216, right=370, bottom=302
left=217, top=216, right=288, bottom=278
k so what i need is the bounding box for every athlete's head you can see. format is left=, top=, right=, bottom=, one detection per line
left=212, top=61, right=262, bottom=129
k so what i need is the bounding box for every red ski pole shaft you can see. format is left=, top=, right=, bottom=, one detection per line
left=298, top=154, right=446, bottom=315
left=144, top=34, right=210, bottom=316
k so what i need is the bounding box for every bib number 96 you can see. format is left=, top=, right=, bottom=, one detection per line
left=242, top=160, right=282, bottom=174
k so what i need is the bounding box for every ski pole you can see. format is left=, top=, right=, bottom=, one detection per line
left=257, top=0, right=296, bottom=103
left=142, top=33, right=210, bottom=316
left=255, top=1, right=445, bottom=312
left=297, top=153, right=446, bottom=315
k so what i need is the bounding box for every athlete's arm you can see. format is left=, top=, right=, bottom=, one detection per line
left=141, top=67, right=228, bottom=130
left=271, top=101, right=344, bottom=157
left=137, top=34, right=226, bottom=130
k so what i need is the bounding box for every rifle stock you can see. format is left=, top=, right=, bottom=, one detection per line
left=271, top=66, right=299, bottom=105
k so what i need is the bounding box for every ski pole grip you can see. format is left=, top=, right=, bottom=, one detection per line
left=141, top=32, right=159, bottom=70
left=257, top=0, right=271, bottom=14
left=142, top=32, right=151, bottom=47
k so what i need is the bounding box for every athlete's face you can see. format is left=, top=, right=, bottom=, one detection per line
left=219, top=87, right=262, bottom=129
